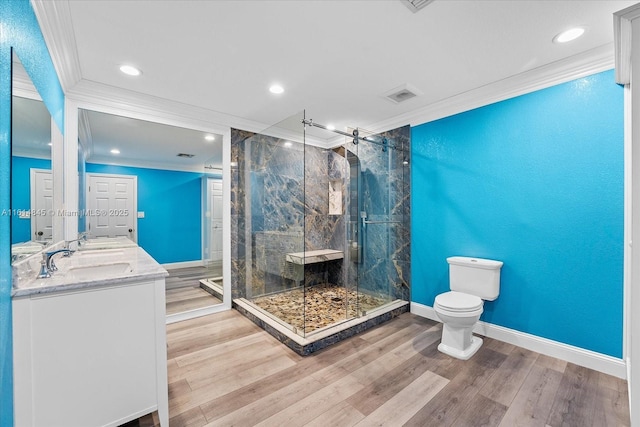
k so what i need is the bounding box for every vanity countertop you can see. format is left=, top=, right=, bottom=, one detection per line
left=12, top=246, right=168, bottom=298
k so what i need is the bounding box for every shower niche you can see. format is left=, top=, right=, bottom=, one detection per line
left=231, top=111, right=410, bottom=355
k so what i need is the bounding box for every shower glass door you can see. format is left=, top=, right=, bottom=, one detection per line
left=346, top=126, right=411, bottom=315
left=301, top=111, right=350, bottom=334
left=235, top=109, right=410, bottom=338
left=241, top=112, right=306, bottom=335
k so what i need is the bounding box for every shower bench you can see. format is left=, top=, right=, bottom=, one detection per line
left=285, top=249, right=344, bottom=287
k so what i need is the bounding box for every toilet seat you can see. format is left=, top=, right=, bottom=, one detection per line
left=435, top=291, right=483, bottom=312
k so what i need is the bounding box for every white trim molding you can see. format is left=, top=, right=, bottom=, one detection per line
left=31, top=0, right=83, bottom=92
left=166, top=304, right=229, bottom=325
left=161, top=260, right=204, bottom=270
left=614, top=3, right=640, bottom=85
left=367, top=44, right=615, bottom=134
left=614, top=4, right=640, bottom=425
left=410, top=302, right=627, bottom=379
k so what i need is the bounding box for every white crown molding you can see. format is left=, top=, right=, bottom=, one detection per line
left=37, top=0, right=619, bottom=148
left=67, top=80, right=268, bottom=135
left=11, top=148, right=50, bottom=160
left=68, top=80, right=333, bottom=148
left=410, top=302, right=627, bottom=379
left=30, top=0, right=82, bottom=93
left=367, top=43, right=616, bottom=134
left=614, top=3, right=640, bottom=85
left=86, top=156, right=215, bottom=174
left=11, top=63, right=40, bottom=100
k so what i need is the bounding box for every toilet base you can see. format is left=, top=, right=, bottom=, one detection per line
left=437, top=335, right=483, bottom=360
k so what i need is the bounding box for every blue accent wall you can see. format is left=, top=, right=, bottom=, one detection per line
left=11, top=156, right=51, bottom=244
left=1, top=1, right=65, bottom=424
left=411, top=70, right=624, bottom=357
left=86, top=163, right=203, bottom=264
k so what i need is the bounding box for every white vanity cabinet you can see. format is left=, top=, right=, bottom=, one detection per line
left=12, top=247, right=169, bottom=427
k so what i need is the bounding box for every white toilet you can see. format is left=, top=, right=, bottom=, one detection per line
left=434, top=256, right=503, bottom=360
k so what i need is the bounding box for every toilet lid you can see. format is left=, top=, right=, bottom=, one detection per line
left=435, top=291, right=483, bottom=312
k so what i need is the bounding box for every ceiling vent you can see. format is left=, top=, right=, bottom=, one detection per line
left=401, top=0, right=435, bottom=13
left=383, top=83, right=423, bottom=104
left=177, top=153, right=195, bottom=158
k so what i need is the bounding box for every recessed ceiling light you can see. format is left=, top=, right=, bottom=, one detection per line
left=283, top=141, right=292, bottom=148
left=204, top=134, right=215, bottom=141
left=553, top=27, right=585, bottom=44
left=110, top=149, right=120, bottom=154
left=119, top=64, right=142, bottom=76
left=326, top=124, right=335, bottom=131
left=269, top=84, right=284, bottom=94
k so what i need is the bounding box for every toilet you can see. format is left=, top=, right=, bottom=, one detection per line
left=434, top=256, right=503, bottom=360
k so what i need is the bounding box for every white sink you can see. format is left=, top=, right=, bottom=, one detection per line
left=80, top=237, right=137, bottom=250
left=75, top=249, right=125, bottom=258
left=66, top=262, right=133, bottom=281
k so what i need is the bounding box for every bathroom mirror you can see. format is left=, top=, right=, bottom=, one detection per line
left=77, top=108, right=225, bottom=317
left=10, top=53, right=57, bottom=263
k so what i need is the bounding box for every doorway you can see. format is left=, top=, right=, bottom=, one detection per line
left=205, top=177, right=223, bottom=263
left=198, top=176, right=224, bottom=302
left=30, top=168, right=53, bottom=241
left=86, top=173, right=137, bottom=242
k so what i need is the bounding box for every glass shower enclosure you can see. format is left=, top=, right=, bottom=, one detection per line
left=231, top=111, right=410, bottom=344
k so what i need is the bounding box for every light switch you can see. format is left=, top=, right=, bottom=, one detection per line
left=137, top=211, right=145, bottom=218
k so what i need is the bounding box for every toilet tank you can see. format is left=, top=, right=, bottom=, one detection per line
left=447, top=256, right=503, bottom=301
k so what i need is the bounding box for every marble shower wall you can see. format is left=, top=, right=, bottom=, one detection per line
left=346, top=125, right=411, bottom=302
left=230, top=128, right=346, bottom=299
left=230, top=124, right=411, bottom=304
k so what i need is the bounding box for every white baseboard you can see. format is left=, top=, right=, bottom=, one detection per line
left=166, top=304, right=230, bottom=325
left=161, top=260, right=204, bottom=270
left=410, top=302, right=627, bottom=379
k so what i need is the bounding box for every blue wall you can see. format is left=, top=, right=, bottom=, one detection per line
left=1, top=1, right=65, bottom=425
left=411, top=70, right=624, bottom=357
left=86, top=163, right=203, bottom=264
left=11, top=156, right=51, bottom=244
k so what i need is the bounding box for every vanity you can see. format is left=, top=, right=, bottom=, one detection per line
left=11, top=241, right=169, bottom=427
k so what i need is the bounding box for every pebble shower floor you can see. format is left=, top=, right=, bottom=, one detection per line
left=251, top=283, right=389, bottom=334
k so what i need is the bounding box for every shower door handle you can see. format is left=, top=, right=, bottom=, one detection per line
left=360, top=211, right=367, bottom=231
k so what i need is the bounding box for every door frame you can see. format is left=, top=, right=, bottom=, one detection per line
left=85, top=172, right=138, bottom=243
left=29, top=168, right=53, bottom=242
left=202, top=175, right=223, bottom=264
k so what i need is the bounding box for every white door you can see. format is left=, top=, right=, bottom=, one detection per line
left=30, top=169, right=53, bottom=241
left=86, top=173, right=137, bottom=242
left=209, top=178, right=223, bottom=262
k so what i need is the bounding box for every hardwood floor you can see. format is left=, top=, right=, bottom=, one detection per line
left=165, top=264, right=223, bottom=315
left=136, top=311, right=630, bottom=427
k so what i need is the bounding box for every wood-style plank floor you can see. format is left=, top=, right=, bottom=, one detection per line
left=133, top=311, right=630, bottom=427
left=165, top=264, right=222, bottom=315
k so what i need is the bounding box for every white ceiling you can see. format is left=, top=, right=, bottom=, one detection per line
left=31, top=0, right=637, bottom=168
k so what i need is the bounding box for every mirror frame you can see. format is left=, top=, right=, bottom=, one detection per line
left=64, top=97, right=233, bottom=320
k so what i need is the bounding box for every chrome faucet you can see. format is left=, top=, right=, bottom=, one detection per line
left=42, top=249, right=73, bottom=275
left=37, top=253, right=51, bottom=279
left=65, top=233, right=87, bottom=251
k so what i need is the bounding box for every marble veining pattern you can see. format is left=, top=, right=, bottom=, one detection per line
left=12, top=245, right=168, bottom=298
left=230, top=123, right=411, bottom=350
